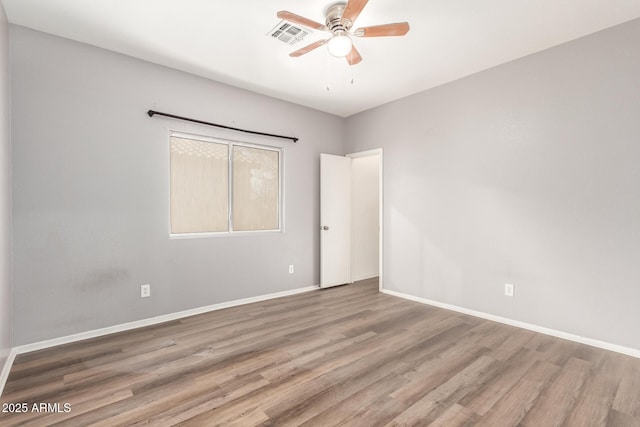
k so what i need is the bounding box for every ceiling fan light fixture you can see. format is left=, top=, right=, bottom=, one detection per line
left=280, top=0, right=410, bottom=65
left=327, top=34, right=352, bottom=57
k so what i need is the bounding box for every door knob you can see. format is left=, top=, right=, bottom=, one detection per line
left=321, top=226, right=329, bottom=230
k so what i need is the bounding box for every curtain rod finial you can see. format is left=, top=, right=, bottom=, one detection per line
left=147, top=110, right=155, bottom=117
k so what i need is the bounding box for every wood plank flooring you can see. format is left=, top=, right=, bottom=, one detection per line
left=1, top=278, right=639, bottom=426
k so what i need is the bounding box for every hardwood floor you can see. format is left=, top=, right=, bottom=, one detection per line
left=1, top=278, right=639, bottom=426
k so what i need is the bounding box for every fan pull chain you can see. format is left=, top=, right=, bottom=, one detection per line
left=350, top=53, right=355, bottom=85
left=325, top=49, right=339, bottom=92
left=325, top=49, right=330, bottom=92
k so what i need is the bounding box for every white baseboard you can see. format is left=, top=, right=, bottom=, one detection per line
left=12, top=285, right=320, bottom=356
left=381, top=289, right=640, bottom=359
left=0, top=348, right=17, bottom=398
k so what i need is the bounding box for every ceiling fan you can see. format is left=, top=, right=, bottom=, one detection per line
left=277, top=0, right=410, bottom=66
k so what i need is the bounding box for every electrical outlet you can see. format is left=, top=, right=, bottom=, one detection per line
left=288, top=264, right=294, bottom=274
left=141, top=284, right=151, bottom=298
left=504, top=283, right=514, bottom=297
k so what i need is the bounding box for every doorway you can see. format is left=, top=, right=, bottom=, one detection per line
left=320, top=149, right=382, bottom=291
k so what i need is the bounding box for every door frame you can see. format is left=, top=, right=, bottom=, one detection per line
left=346, top=148, right=383, bottom=292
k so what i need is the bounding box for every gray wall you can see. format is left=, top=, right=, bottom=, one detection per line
left=0, top=4, right=12, bottom=364
left=10, top=26, right=345, bottom=345
left=346, top=18, right=640, bottom=350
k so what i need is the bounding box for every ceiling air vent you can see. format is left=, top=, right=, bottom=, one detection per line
left=268, top=21, right=309, bottom=46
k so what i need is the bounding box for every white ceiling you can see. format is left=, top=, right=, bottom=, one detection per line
left=3, top=0, right=640, bottom=117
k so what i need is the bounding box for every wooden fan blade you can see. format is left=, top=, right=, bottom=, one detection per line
left=277, top=11, right=327, bottom=31
left=354, top=22, right=410, bottom=37
left=289, top=39, right=329, bottom=57
left=342, top=0, right=369, bottom=27
left=345, top=45, right=363, bottom=66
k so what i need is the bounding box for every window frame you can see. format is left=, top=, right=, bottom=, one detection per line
left=168, top=130, right=284, bottom=239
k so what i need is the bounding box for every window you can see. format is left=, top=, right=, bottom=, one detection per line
left=170, top=132, right=282, bottom=235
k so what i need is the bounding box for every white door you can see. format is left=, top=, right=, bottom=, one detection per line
left=320, top=154, right=351, bottom=288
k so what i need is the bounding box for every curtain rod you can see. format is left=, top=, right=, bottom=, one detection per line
left=147, top=110, right=298, bottom=143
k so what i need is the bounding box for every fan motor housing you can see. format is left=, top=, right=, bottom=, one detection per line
left=325, top=2, right=350, bottom=34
